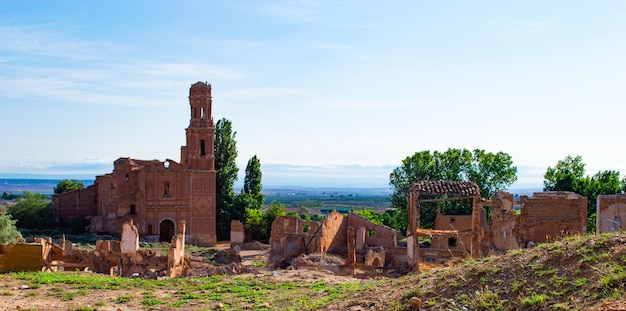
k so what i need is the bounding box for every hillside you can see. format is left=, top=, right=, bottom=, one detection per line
left=322, top=232, right=626, bottom=310
left=2, top=232, right=626, bottom=310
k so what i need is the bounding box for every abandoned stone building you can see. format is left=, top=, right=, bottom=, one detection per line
left=268, top=210, right=404, bottom=273
left=596, top=194, right=626, bottom=233
left=52, top=82, right=217, bottom=246
left=407, top=181, right=588, bottom=269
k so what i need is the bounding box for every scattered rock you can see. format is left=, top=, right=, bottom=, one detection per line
left=409, top=296, right=423, bottom=308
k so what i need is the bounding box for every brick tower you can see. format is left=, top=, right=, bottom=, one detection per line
left=181, top=81, right=217, bottom=245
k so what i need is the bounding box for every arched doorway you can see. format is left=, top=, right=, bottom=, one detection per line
left=159, top=219, right=175, bottom=243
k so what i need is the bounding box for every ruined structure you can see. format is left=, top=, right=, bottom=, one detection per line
left=407, top=181, right=481, bottom=271
left=0, top=220, right=187, bottom=278
left=407, top=181, right=589, bottom=270
left=268, top=211, right=404, bottom=273
left=487, top=191, right=587, bottom=251
left=596, top=194, right=626, bottom=233
left=53, top=82, right=217, bottom=246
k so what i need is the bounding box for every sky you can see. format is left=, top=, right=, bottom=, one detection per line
left=1, top=1, right=626, bottom=189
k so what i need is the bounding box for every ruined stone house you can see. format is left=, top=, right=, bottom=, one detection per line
left=407, top=181, right=481, bottom=270
left=596, top=194, right=626, bottom=233
left=407, top=181, right=589, bottom=270
left=268, top=210, right=404, bottom=271
left=486, top=191, right=587, bottom=251
left=52, top=82, right=217, bottom=246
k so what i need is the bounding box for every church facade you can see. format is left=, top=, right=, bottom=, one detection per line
left=52, top=82, right=217, bottom=246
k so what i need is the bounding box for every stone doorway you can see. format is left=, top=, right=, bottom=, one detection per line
left=159, top=219, right=175, bottom=243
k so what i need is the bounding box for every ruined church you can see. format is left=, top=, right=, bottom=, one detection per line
left=53, top=82, right=217, bottom=246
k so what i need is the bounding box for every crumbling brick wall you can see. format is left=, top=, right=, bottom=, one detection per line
left=320, top=210, right=348, bottom=253
left=597, top=194, right=626, bottom=233
left=430, top=215, right=472, bottom=252
left=518, top=192, right=587, bottom=244
left=489, top=192, right=519, bottom=250
left=52, top=186, right=98, bottom=227
left=348, top=212, right=397, bottom=249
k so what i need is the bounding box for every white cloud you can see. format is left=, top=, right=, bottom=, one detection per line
left=0, top=24, right=124, bottom=61
left=221, top=87, right=307, bottom=99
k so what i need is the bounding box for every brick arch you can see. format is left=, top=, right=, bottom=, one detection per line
left=159, top=218, right=176, bottom=243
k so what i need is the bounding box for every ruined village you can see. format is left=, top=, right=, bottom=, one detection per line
left=3, top=82, right=626, bottom=310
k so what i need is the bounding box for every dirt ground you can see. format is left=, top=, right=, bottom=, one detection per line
left=0, top=243, right=362, bottom=311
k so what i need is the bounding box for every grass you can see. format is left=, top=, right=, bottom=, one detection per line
left=5, top=270, right=366, bottom=310
left=4, top=232, right=626, bottom=310
left=521, top=293, right=548, bottom=307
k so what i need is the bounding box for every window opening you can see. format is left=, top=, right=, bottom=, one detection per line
left=368, top=229, right=375, bottom=237
left=200, top=140, right=206, bottom=156
left=164, top=182, right=171, bottom=197
left=448, top=237, right=457, bottom=247
left=201, top=107, right=205, bottom=119
left=148, top=225, right=153, bottom=235
left=130, top=204, right=136, bottom=215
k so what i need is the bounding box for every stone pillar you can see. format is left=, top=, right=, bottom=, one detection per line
left=121, top=219, right=139, bottom=255
left=471, top=196, right=481, bottom=258
left=347, top=226, right=356, bottom=265
left=407, top=191, right=420, bottom=272
left=356, top=227, right=366, bottom=251
left=230, top=220, right=245, bottom=243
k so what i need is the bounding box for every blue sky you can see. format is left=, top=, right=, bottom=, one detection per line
left=1, top=1, right=625, bottom=189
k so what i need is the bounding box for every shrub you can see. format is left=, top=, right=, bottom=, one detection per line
left=0, top=211, right=23, bottom=244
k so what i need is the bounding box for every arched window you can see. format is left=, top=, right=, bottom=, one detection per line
left=200, top=139, right=206, bottom=156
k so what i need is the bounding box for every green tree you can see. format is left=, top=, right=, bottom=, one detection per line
left=242, top=155, right=264, bottom=209
left=389, top=148, right=518, bottom=230
left=7, top=192, right=55, bottom=229
left=243, top=200, right=286, bottom=241
left=0, top=212, right=22, bottom=244
left=244, top=208, right=266, bottom=241
left=310, top=214, right=323, bottom=222
left=382, top=209, right=401, bottom=231
left=214, top=118, right=239, bottom=240
left=351, top=209, right=384, bottom=225
left=467, top=149, right=518, bottom=198
left=543, top=156, right=624, bottom=233
left=53, top=179, right=85, bottom=194
left=264, top=201, right=286, bottom=237
left=2, top=192, right=19, bottom=200
left=543, top=155, right=586, bottom=192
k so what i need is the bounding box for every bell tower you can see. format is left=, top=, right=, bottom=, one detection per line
left=182, top=81, right=215, bottom=170
left=181, top=81, right=217, bottom=246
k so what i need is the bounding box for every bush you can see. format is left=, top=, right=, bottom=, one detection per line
left=0, top=212, right=23, bottom=244
left=7, top=192, right=55, bottom=229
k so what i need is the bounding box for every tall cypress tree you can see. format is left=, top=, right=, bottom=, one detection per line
left=243, top=155, right=264, bottom=209
left=214, top=118, right=238, bottom=240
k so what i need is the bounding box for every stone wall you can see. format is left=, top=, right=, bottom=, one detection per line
left=430, top=215, right=473, bottom=253
left=597, top=194, right=626, bottom=233
left=320, top=210, right=348, bottom=253
left=517, top=192, right=587, bottom=244
left=268, top=210, right=400, bottom=269
left=489, top=192, right=519, bottom=250
left=52, top=185, right=98, bottom=227
left=348, top=212, right=397, bottom=249
left=482, top=191, right=587, bottom=251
